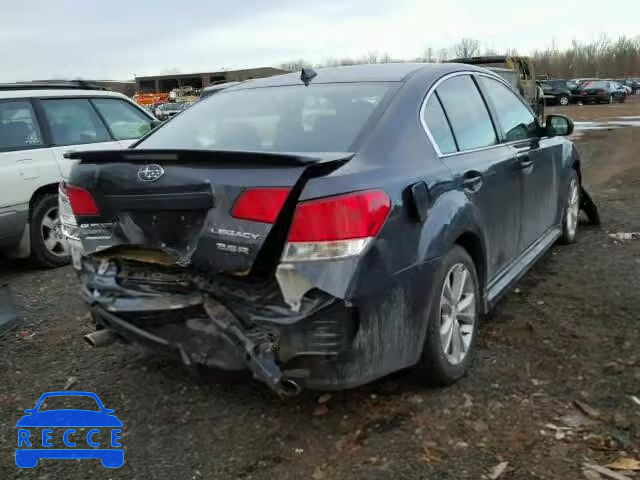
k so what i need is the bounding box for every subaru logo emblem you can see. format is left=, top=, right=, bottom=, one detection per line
left=137, top=164, right=164, bottom=182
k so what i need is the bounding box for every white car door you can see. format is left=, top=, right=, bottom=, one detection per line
left=0, top=99, right=53, bottom=245
left=37, top=98, right=123, bottom=180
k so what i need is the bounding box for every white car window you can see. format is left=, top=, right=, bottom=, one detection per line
left=41, top=98, right=111, bottom=146
left=0, top=100, right=43, bottom=149
left=91, top=98, right=152, bottom=140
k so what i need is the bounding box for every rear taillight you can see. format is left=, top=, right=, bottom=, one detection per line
left=65, top=184, right=99, bottom=216
left=231, top=188, right=290, bottom=223
left=282, top=190, right=391, bottom=262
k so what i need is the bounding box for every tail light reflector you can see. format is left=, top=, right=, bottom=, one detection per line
left=232, top=188, right=290, bottom=223
left=66, top=184, right=99, bottom=216
left=283, top=190, right=391, bottom=262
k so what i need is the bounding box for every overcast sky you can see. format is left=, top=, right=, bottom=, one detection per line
left=1, top=0, right=636, bottom=82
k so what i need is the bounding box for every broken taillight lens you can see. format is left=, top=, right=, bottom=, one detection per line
left=282, top=190, right=391, bottom=262
left=231, top=188, right=290, bottom=223
left=65, top=184, right=100, bottom=216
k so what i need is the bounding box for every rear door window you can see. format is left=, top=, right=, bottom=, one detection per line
left=91, top=98, right=152, bottom=140
left=0, top=100, right=43, bottom=150
left=478, top=76, right=538, bottom=142
left=422, top=95, right=457, bottom=154
left=435, top=75, right=497, bottom=151
left=40, top=98, right=111, bottom=146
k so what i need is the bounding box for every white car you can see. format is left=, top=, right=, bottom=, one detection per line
left=0, top=82, right=156, bottom=267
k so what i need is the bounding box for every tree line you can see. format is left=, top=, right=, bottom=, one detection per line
left=280, top=35, right=640, bottom=79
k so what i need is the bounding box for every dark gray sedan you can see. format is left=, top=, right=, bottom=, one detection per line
left=62, top=63, right=597, bottom=395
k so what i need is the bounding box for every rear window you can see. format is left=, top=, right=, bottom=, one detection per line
left=137, top=83, right=391, bottom=153
left=582, top=81, right=607, bottom=88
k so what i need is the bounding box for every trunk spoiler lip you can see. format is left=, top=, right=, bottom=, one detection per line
left=65, top=149, right=356, bottom=167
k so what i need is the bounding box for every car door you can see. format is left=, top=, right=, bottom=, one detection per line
left=476, top=74, right=561, bottom=252
left=36, top=98, right=122, bottom=179
left=427, top=74, right=522, bottom=279
left=0, top=99, right=54, bottom=247
left=540, top=82, right=555, bottom=103
left=89, top=97, right=154, bottom=148
left=611, top=82, right=626, bottom=101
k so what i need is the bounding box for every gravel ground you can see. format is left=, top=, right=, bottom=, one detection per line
left=1, top=99, right=639, bottom=480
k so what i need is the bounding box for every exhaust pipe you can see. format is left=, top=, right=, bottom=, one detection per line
left=84, top=329, right=117, bottom=348
left=278, top=378, right=303, bottom=397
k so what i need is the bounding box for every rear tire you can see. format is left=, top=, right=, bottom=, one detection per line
left=30, top=193, right=70, bottom=268
left=419, top=246, right=480, bottom=386
left=559, top=95, right=570, bottom=106
left=559, top=170, right=580, bottom=245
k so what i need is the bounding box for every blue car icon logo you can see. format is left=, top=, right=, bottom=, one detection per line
left=15, top=391, right=123, bottom=468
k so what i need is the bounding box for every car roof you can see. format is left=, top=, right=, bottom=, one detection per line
left=202, top=81, right=241, bottom=92
left=230, top=63, right=438, bottom=88
left=227, top=63, right=493, bottom=91
left=0, top=88, right=131, bottom=100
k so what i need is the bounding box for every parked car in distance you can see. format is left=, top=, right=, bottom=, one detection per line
left=63, top=63, right=594, bottom=396
left=617, top=78, right=640, bottom=94
left=539, top=79, right=578, bottom=106
left=574, top=80, right=626, bottom=104
left=571, top=77, right=599, bottom=85
left=155, top=102, right=189, bottom=121
left=0, top=81, right=156, bottom=267
left=613, top=82, right=632, bottom=95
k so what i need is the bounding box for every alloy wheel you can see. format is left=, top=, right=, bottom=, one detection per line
left=439, top=263, right=476, bottom=365
left=41, top=206, right=68, bottom=257
left=566, top=179, right=579, bottom=238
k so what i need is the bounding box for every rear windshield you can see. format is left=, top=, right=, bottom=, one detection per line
left=137, top=83, right=392, bottom=153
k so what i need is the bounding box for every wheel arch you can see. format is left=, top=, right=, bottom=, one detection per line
left=28, top=183, right=59, bottom=219
left=454, top=231, right=487, bottom=311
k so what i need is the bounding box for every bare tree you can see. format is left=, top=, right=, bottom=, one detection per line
left=279, top=60, right=312, bottom=72
left=436, top=47, right=451, bottom=62
left=379, top=52, right=393, bottom=63
left=422, top=47, right=436, bottom=63
left=452, top=38, right=480, bottom=58
left=284, top=34, right=640, bottom=78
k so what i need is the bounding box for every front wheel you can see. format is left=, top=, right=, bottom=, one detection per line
left=30, top=193, right=70, bottom=268
left=419, top=246, right=480, bottom=386
left=559, top=171, right=580, bottom=245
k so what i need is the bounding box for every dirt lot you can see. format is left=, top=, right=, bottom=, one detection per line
left=1, top=98, right=639, bottom=480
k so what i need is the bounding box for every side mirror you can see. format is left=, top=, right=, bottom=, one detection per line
left=545, top=114, right=574, bottom=137
left=23, top=409, right=34, bottom=415
left=150, top=119, right=162, bottom=129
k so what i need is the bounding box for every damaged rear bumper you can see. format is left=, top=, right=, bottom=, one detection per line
left=79, top=258, right=359, bottom=396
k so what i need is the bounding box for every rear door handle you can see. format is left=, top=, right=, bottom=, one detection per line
left=462, top=172, right=483, bottom=192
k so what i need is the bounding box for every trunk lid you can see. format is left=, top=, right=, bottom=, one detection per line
left=65, top=149, right=352, bottom=275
